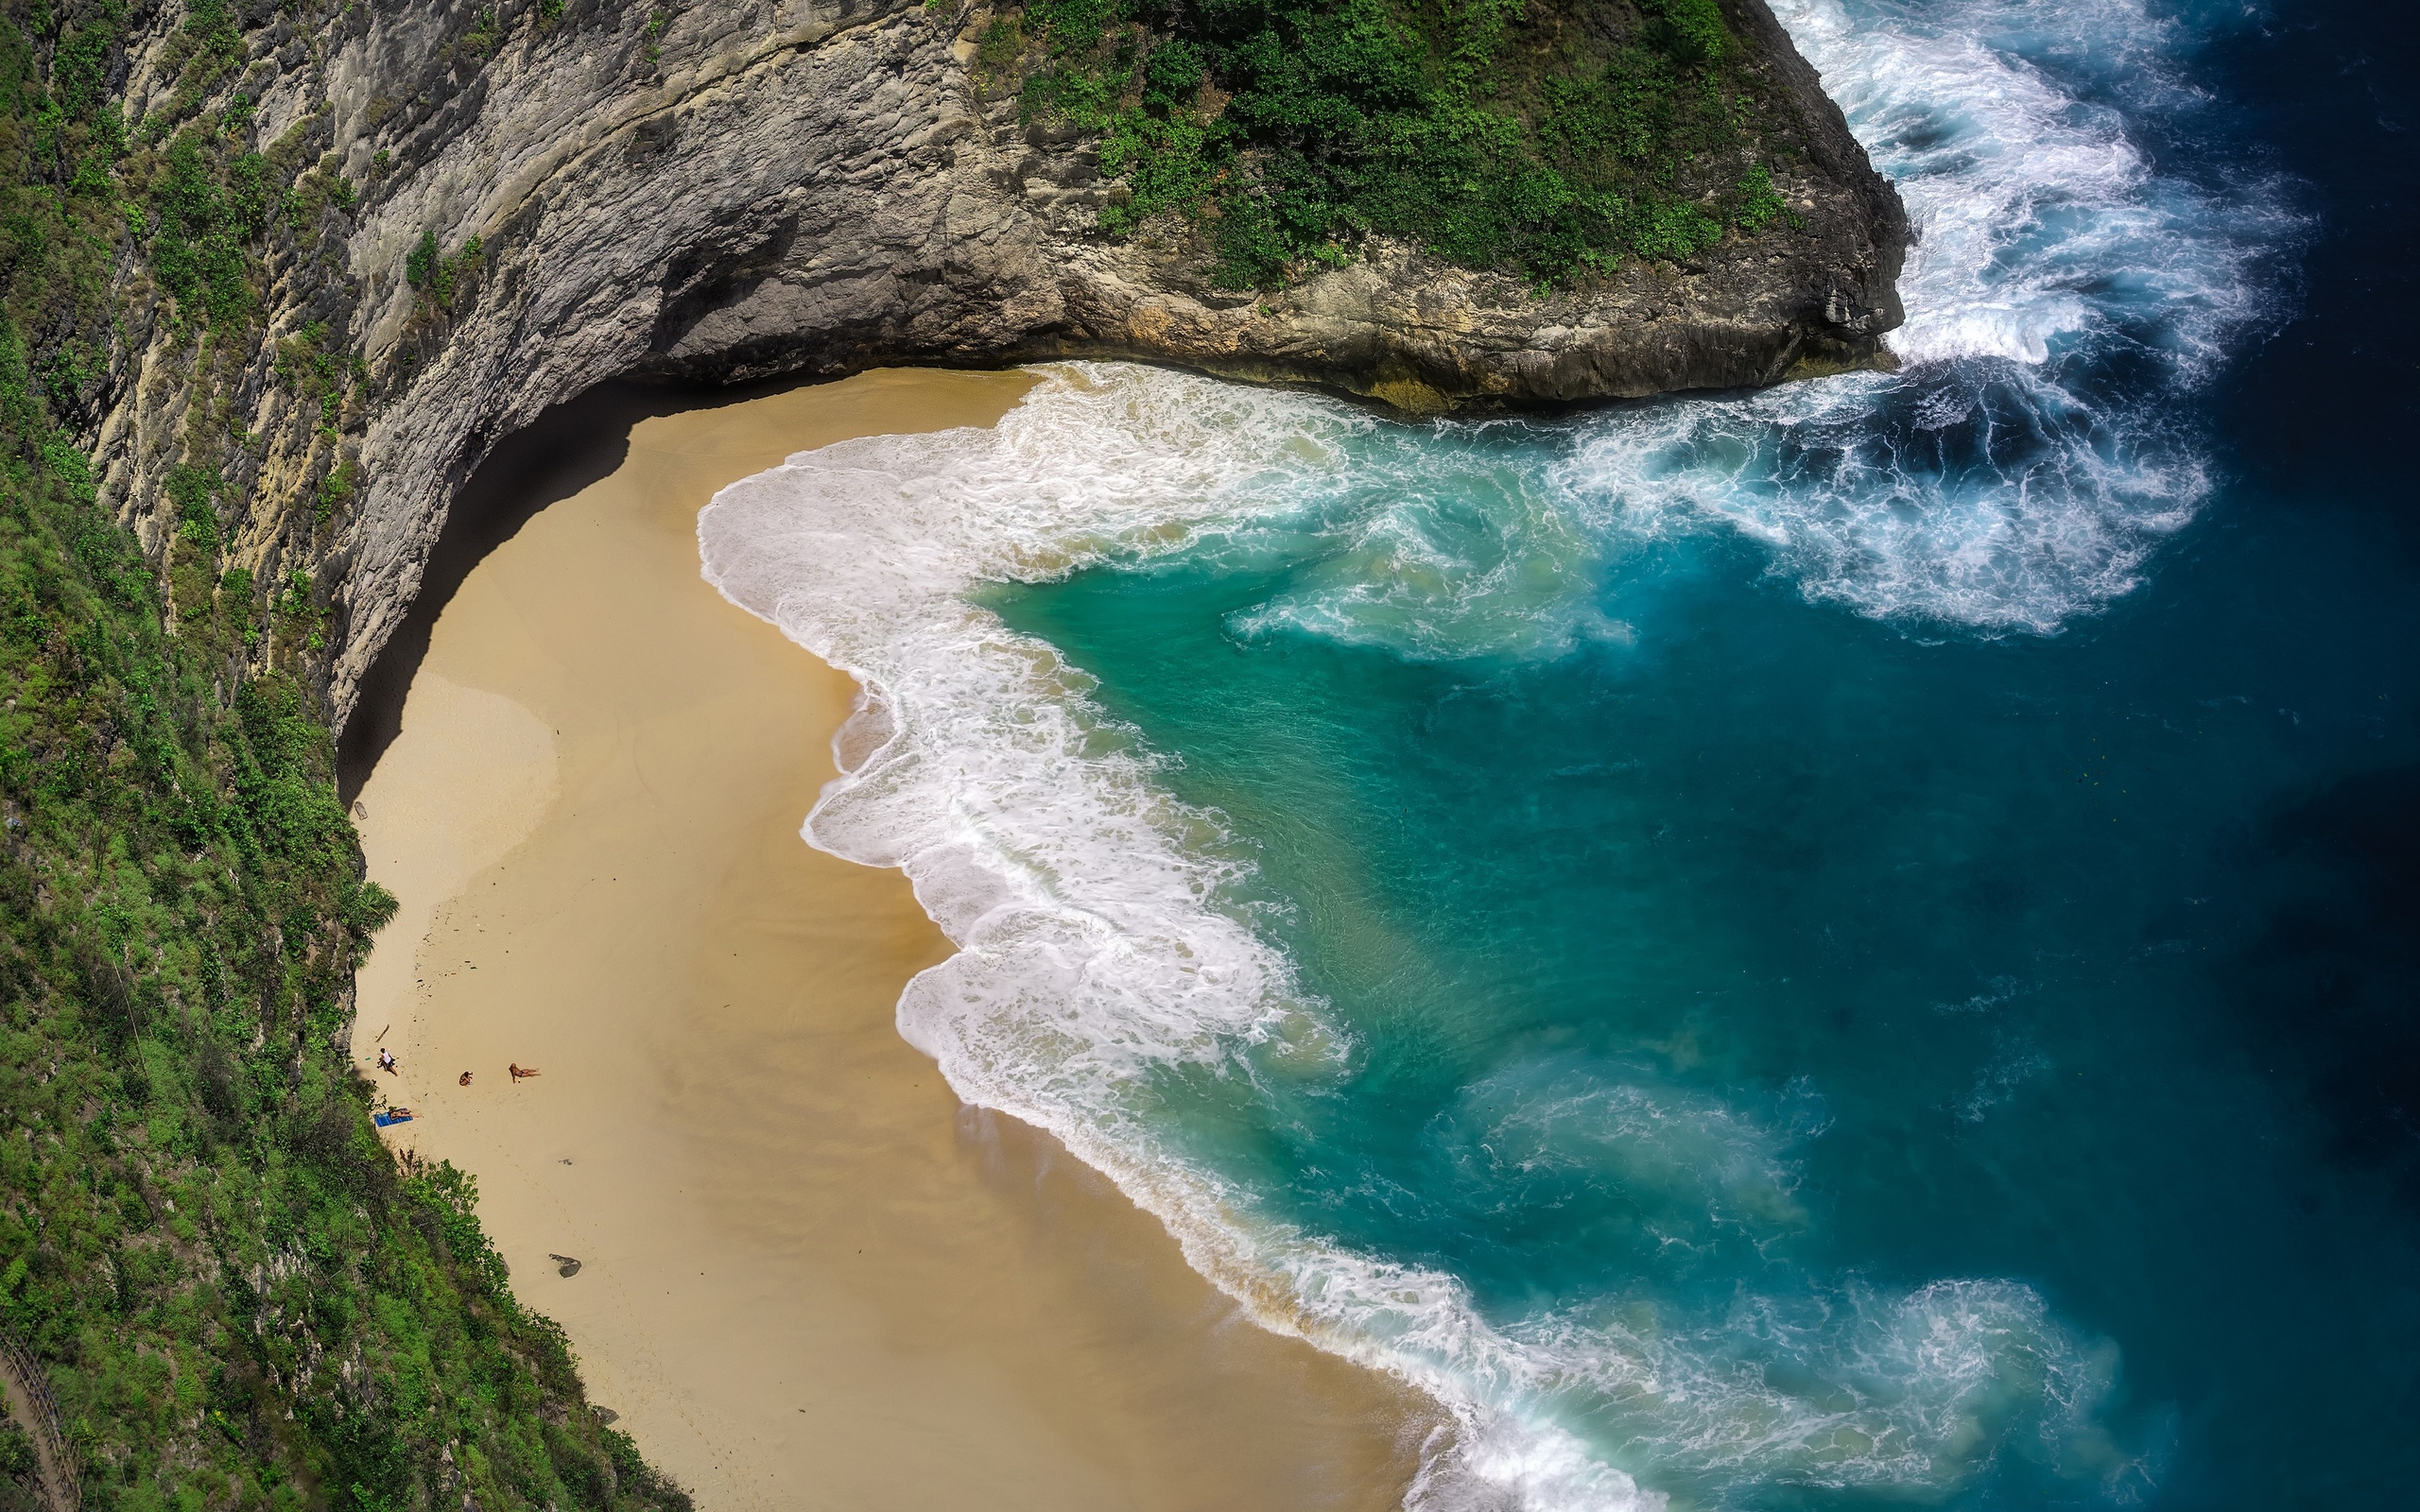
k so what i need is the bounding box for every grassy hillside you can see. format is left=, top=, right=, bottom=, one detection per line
left=0, top=439, right=693, bottom=1512
left=0, top=0, right=691, bottom=1508
left=988, top=0, right=1807, bottom=285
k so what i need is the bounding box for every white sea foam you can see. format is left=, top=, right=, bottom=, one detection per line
left=1530, top=0, right=2298, bottom=635
left=1219, top=432, right=1634, bottom=661
left=1197, top=0, right=2299, bottom=648
left=700, top=365, right=1661, bottom=1510
left=1785, top=0, right=2287, bottom=378
left=701, top=369, right=2120, bottom=1512
left=698, top=0, right=2285, bottom=1503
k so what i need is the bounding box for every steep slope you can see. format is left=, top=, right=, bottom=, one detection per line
left=0, top=345, right=692, bottom=1512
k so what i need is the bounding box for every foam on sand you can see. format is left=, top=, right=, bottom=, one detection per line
left=700, top=371, right=2117, bottom=1511
left=355, top=369, right=1429, bottom=1512
left=696, top=0, right=2294, bottom=1502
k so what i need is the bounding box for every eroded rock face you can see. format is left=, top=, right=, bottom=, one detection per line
left=84, top=0, right=1903, bottom=722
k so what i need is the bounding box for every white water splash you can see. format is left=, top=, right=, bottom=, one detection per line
left=697, top=0, right=2290, bottom=1503
left=702, top=368, right=2118, bottom=1512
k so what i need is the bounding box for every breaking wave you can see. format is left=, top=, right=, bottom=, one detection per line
left=698, top=0, right=2290, bottom=1503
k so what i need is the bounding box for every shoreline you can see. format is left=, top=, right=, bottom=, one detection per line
left=350, top=369, right=1434, bottom=1510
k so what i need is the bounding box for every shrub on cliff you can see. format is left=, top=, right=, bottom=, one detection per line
left=998, top=0, right=1809, bottom=286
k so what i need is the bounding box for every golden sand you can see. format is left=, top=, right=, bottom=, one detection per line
left=352, top=369, right=1435, bottom=1512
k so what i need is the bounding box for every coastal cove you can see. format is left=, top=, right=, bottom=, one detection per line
left=615, top=0, right=2420, bottom=1478
left=342, top=369, right=1436, bottom=1512
left=0, top=0, right=2412, bottom=1494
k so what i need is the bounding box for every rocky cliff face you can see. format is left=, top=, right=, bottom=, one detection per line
left=79, top=0, right=1902, bottom=729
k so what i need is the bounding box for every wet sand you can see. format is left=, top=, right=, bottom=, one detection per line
left=351, top=369, right=1435, bottom=1512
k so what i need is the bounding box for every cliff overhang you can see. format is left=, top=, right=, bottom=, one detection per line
left=74, top=0, right=1906, bottom=727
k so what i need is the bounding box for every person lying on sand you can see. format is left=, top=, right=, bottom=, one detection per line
left=510, top=1063, right=541, bottom=1080
left=458, top=1071, right=474, bottom=1086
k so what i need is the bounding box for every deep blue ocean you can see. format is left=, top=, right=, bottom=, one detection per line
left=700, top=0, right=2420, bottom=1504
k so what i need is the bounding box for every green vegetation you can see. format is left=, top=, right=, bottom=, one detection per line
left=273, top=324, right=348, bottom=434
left=405, top=230, right=483, bottom=314
left=997, top=0, right=1809, bottom=286
left=0, top=325, right=689, bottom=1512
left=0, top=1418, right=35, bottom=1487
left=149, top=122, right=268, bottom=329
left=459, top=7, right=503, bottom=59
left=0, top=1, right=695, bottom=1508
left=0, top=8, right=128, bottom=411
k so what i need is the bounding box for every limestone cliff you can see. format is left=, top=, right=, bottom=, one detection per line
left=73, top=0, right=1902, bottom=730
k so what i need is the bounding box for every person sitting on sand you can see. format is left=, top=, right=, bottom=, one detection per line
left=377, top=1047, right=397, bottom=1074
left=510, top=1062, right=540, bottom=1080
left=458, top=1071, right=474, bottom=1086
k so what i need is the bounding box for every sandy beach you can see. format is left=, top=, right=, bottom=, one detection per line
left=349, top=369, right=1434, bottom=1512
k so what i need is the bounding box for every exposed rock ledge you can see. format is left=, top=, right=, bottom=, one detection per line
left=94, top=0, right=1906, bottom=725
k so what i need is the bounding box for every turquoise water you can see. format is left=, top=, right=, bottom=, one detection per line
left=988, top=442, right=2420, bottom=1510
left=698, top=0, right=2420, bottom=1503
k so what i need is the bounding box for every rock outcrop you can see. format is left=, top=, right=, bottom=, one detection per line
left=77, top=0, right=1903, bottom=727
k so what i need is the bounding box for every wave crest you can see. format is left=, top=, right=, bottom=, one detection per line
left=700, top=365, right=2128, bottom=1510
left=694, top=0, right=2290, bottom=1502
